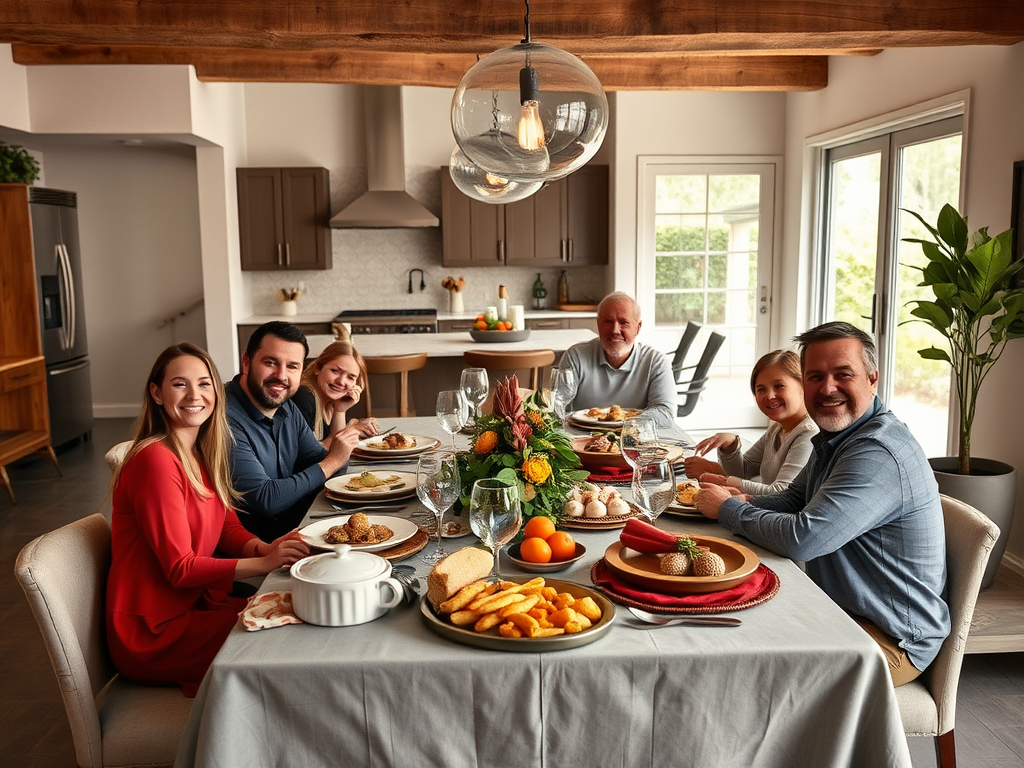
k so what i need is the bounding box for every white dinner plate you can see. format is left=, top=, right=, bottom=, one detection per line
left=569, top=407, right=644, bottom=429
left=355, top=434, right=441, bottom=456
left=325, top=471, right=417, bottom=500
left=299, top=515, right=419, bottom=552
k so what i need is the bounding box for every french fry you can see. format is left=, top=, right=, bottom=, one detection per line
left=552, top=593, right=576, bottom=611
left=498, top=622, right=524, bottom=638
left=440, top=580, right=494, bottom=613
left=507, top=612, right=541, bottom=637
left=470, top=591, right=527, bottom=614
left=449, top=610, right=482, bottom=626
left=499, top=594, right=540, bottom=618
left=576, top=596, right=602, bottom=622
left=549, top=608, right=577, bottom=628
left=474, top=612, right=504, bottom=632
left=534, top=627, right=566, bottom=637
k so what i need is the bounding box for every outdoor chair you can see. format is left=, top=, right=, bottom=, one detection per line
left=673, top=330, right=725, bottom=418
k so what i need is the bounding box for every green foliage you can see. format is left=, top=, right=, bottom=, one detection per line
left=903, top=203, right=1024, bottom=473
left=0, top=141, right=41, bottom=184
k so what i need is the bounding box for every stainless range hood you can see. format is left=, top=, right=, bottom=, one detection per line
left=329, top=86, right=439, bottom=228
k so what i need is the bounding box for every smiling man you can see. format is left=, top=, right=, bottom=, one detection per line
left=696, top=322, right=949, bottom=686
left=226, top=321, right=358, bottom=542
left=558, top=292, right=677, bottom=428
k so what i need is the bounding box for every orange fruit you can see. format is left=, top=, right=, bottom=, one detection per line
left=519, top=536, right=552, bottom=563
left=474, top=320, right=488, bottom=331
left=523, top=516, right=556, bottom=540
left=546, top=531, right=576, bottom=561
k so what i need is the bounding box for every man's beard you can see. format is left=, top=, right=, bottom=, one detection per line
left=246, top=367, right=292, bottom=410
left=810, top=401, right=855, bottom=433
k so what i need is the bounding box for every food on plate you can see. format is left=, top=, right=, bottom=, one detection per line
left=517, top=529, right=577, bottom=564
left=519, top=537, right=553, bottom=563
left=443, top=521, right=469, bottom=537
left=563, top=482, right=630, bottom=518
left=345, top=471, right=402, bottom=491
left=692, top=550, right=727, bottom=577
left=426, top=546, right=495, bottom=610
left=676, top=482, right=700, bottom=505
left=545, top=531, right=576, bottom=561
left=523, top=516, right=557, bottom=540
left=657, top=536, right=702, bottom=575
left=583, top=432, right=620, bottom=453
left=584, top=405, right=642, bottom=422
left=324, top=512, right=394, bottom=545
left=367, top=433, right=416, bottom=450
left=620, top=518, right=697, bottom=554
left=434, top=576, right=603, bottom=638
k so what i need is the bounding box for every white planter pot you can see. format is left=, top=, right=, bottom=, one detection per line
left=929, top=457, right=1016, bottom=589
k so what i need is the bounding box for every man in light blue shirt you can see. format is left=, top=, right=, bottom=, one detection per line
left=697, top=322, right=949, bottom=685
left=559, top=292, right=677, bottom=428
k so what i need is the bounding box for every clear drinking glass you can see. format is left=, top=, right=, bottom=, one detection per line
left=436, top=390, right=469, bottom=447
left=620, top=415, right=659, bottom=469
left=468, top=478, right=522, bottom=579
left=460, top=367, right=489, bottom=426
left=549, top=367, right=579, bottom=428
left=416, top=451, right=460, bottom=565
left=631, top=456, right=675, bottom=524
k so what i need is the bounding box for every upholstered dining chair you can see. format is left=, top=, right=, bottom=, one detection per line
left=463, top=348, right=556, bottom=391
left=15, top=513, right=193, bottom=768
left=895, top=494, right=999, bottom=768
left=363, top=352, right=428, bottom=417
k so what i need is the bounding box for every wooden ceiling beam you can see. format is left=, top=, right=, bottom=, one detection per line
left=1, top=0, right=1022, bottom=54
left=11, top=44, right=831, bottom=91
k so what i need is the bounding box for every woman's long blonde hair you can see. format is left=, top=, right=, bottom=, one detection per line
left=111, top=343, right=239, bottom=508
left=299, top=337, right=368, bottom=439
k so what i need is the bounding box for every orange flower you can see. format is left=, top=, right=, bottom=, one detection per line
left=522, top=455, right=552, bottom=484
left=474, top=430, right=499, bottom=454
left=526, top=411, right=545, bottom=428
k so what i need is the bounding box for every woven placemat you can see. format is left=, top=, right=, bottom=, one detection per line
left=561, top=502, right=645, bottom=531
left=378, top=529, right=429, bottom=561
left=590, top=560, right=780, bottom=614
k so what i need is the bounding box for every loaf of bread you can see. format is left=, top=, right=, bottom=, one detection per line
left=426, top=547, right=494, bottom=610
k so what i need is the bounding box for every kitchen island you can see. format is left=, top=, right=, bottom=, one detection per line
left=306, top=328, right=597, bottom=416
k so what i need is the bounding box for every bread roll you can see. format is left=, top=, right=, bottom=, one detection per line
left=426, top=547, right=494, bottom=610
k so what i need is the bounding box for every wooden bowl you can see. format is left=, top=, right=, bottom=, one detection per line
left=570, top=437, right=683, bottom=472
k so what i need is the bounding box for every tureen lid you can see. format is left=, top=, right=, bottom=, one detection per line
left=293, top=544, right=390, bottom=584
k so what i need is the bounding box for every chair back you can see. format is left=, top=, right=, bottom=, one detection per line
left=675, top=331, right=725, bottom=417
left=363, top=353, right=428, bottom=417
left=926, top=494, right=1000, bottom=734
left=670, top=321, right=702, bottom=373
left=15, top=513, right=115, bottom=768
left=463, top=349, right=556, bottom=390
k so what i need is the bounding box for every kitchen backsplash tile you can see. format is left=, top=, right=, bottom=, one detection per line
left=249, top=165, right=608, bottom=316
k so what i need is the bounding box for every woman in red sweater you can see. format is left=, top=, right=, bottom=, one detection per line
left=106, top=343, right=308, bottom=696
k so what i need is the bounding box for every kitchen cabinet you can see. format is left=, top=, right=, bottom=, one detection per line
left=0, top=185, right=58, bottom=502
left=237, top=168, right=332, bottom=271
left=236, top=322, right=333, bottom=367
left=440, top=165, right=608, bottom=268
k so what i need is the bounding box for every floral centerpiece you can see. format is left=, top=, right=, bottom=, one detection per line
left=457, top=375, right=590, bottom=521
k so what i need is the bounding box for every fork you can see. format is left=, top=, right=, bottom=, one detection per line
left=627, top=606, right=741, bottom=627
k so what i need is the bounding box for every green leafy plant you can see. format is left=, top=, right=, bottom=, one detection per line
left=903, top=203, right=1024, bottom=474
left=0, top=141, right=41, bottom=184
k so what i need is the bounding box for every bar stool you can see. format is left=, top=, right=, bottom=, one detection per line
left=462, top=349, right=556, bottom=391
left=363, top=353, right=428, bottom=417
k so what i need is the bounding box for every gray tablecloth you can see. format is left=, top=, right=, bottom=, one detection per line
left=174, top=418, right=911, bottom=768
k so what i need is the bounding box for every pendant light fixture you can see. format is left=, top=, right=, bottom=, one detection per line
left=449, top=146, right=544, bottom=203
left=450, top=0, right=608, bottom=193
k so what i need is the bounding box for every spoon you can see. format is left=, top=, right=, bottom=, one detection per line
left=627, top=606, right=741, bottom=627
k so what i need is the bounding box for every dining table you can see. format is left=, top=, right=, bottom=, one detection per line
left=173, top=416, right=912, bottom=768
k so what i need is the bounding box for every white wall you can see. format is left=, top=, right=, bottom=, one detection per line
left=0, top=46, right=30, bottom=131
left=783, top=43, right=1024, bottom=564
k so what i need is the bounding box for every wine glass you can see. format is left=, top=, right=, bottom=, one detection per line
left=549, top=367, right=578, bottom=428
left=436, top=390, right=469, bottom=447
left=468, top=478, right=522, bottom=579
left=620, top=415, right=659, bottom=470
left=416, top=451, right=460, bottom=565
left=631, top=456, right=675, bottom=524
left=460, top=367, right=489, bottom=426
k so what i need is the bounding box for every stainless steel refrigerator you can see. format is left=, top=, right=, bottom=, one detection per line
left=29, top=187, right=94, bottom=447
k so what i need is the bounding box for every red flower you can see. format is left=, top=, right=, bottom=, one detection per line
left=493, top=374, right=525, bottom=424
left=511, top=420, right=534, bottom=451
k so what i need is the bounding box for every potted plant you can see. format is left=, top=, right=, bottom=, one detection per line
left=0, top=141, right=41, bottom=184
left=904, top=203, right=1024, bottom=587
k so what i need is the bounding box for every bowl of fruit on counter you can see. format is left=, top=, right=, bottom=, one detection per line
left=469, top=308, right=531, bottom=343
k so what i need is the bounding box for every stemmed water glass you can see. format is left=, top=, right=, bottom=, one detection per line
left=620, top=415, right=659, bottom=470
left=460, top=367, right=489, bottom=427
left=631, top=455, right=675, bottom=524
left=416, top=451, right=460, bottom=565
left=548, top=367, right=578, bottom=428
left=468, top=478, right=522, bottom=579
left=436, top=390, right=469, bottom=447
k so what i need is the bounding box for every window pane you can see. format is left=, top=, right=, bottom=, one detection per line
left=827, top=152, right=880, bottom=332
left=654, top=292, right=704, bottom=326
left=708, top=175, right=760, bottom=210
left=655, top=254, right=704, bottom=290
left=657, top=175, right=707, bottom=212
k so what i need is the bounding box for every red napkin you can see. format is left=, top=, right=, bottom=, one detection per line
left=587, top=466, right=633, bottom=483
left=591, top=559, right=779, bottom=612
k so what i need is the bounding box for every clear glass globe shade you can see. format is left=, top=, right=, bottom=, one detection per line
left=448, top=147, right=543, bottom=204
left=452, top=41, right=608, bottom=182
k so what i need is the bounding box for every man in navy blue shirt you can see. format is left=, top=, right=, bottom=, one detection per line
left=226, top=322, right=360, bottom=542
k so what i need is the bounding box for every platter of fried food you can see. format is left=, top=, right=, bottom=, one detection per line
left=324, top=471, right=417, bottom=501
left=354, top=433, right=441, bottom=457
left=299, top=513, right=419, bottom=553
left=420, top=576, right=616, bottom=652
left=569, top=405, right=643, bottom=429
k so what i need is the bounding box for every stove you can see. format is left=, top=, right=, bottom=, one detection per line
left=332, top=308, right=438, bottom=335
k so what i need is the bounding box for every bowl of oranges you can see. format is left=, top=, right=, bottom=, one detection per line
left=469, top=314, right=531, bottom=343
left=506, top=517, right=587, bottom=573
